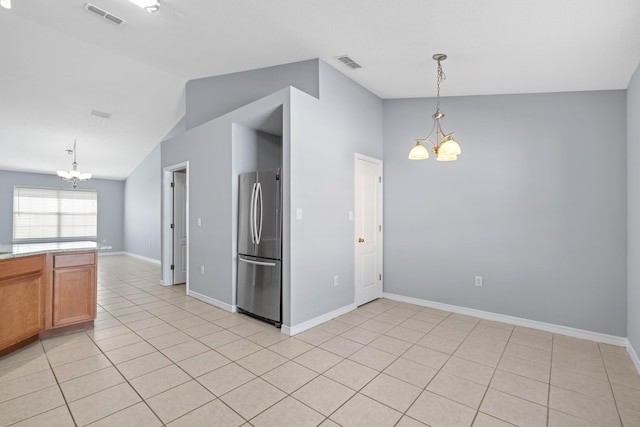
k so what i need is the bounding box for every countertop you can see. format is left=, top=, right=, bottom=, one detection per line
left=0, top=241, right=111, bottom=260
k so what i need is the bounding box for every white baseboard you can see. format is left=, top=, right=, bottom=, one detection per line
left=188, top=290, right=236, bottom=313
left=98, top=251, right=125, bottom=257
left=383, top=293, right=628, bottom=347
left=628, top=340, right=640, bottom=374
left=122, top=252, right=161, bottom=265
left=282, top=303, right=357, bottom=336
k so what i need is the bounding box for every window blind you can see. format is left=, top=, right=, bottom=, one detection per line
left=13, top=186, right=98, bottom=241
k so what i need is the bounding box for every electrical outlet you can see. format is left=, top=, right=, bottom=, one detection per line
left=102, top=239, right=107, bottom=244
left=200, top=266, right=205, bottom=276
left=333, top=275, right=339, bottom=286
left=475, top=276, right=483, bottom=287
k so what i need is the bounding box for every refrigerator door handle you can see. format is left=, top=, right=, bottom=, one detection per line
left=239, top=257, right=277, bottom=267
left=250, top=182, right=257, bottom=244
left=256, top=182, right=263, bottom=244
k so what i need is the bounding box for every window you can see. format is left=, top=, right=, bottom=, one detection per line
left=13, top=186, right=97, bottom=242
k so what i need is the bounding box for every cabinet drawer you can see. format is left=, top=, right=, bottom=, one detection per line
left=0, top=255, right=44, bottom=280
left=53, top=252, right=95, bottom=268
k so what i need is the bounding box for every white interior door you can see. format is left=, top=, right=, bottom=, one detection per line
left=355, top=155, right=383, bottom=306
left=172, top=171, right=187, bottom=285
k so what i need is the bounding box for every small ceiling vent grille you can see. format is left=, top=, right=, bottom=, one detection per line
left=335, top=55, right=362, bottom=70
left=84, top=3, right=126, bottom=26
left=89, top=109, right=112, bottom=119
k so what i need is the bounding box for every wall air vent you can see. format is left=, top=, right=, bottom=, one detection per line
left=84, top=3, right=126, bottom=26
left=89, top=109, right=112, bottom=119
left=335, top=55, right=363, bottom=70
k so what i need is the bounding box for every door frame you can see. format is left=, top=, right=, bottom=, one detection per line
left=354, top=153, right=383, bottom=306
left=172, top=170, right=188, bottom=284
left=162, top=161, right=189, bottom=292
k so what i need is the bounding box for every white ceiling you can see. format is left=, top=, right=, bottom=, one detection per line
left=1, top=0, right=639, bottom=180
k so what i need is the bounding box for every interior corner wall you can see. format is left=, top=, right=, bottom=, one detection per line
left=185, top=59, right=320, bottom=130
left=383, top=90, right=627, bottom=337
left=163, top=115, right=187, bottom=141
left=162, top=90, right=291, bottom=309
left=124, top=143, right=161, bottom=261
left=0, top=170, right=124, bottom=252
left=288, top=61, right=383, bottom=326
left=627, top=64, right=640, bottom=353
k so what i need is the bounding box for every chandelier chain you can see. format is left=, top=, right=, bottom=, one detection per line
left=436, top=59, right=446, bottom=111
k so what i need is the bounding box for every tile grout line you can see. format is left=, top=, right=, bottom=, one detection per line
left=7, top=257, right=638, bottom=427
left=466, top=318, right=515, bottom=427
left=97, top=272, right=291, bottom=425
left=599, top=342, right=625, bottom=427
left=42, top=339, right=79, bottom=427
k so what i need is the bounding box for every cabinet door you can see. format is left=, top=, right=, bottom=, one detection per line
left=52, top=266, right=96, bottom=327
left=0, top=273, right=44, bottom=350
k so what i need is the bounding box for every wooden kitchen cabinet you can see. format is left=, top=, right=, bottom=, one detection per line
left=0, top=249, right=98, bottom=355
left=49, top=252, right=97, bottom=328
left=0, top=255, right=45, bottom=353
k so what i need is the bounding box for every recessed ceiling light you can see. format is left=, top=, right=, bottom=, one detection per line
left=128, top=0, right=160, bottom=13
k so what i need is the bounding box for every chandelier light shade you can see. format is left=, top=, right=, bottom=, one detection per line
left=0, top=0, right=11, bottom=9
left=57, top=140, right=92, bottom=189
left=409, top=53, right=462, bottom=162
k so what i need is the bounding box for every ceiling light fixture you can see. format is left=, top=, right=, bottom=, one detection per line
left=127, top=0, right=159, bottom=13
left=409, top=54, right=462, bottom=161
left=57, top=140, right=92, bottom=189
left=1, top=0, right=11, bottom=10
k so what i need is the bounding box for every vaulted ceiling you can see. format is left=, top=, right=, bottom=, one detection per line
left=1, top=0, right=639, bottom=180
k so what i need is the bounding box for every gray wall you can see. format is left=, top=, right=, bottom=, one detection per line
left=383, top=90, right=628, bottom=337
left=186, top=60, right=320, bottom=130
left=164, top=116, right=187, bottom=141
left=0, top=170, right=124, bottom=252
left=628, top=65, right=640, bottom=352
left=288, top=62, right=384, bottom=325
left=232, top=125, right=282, bottom=173
left=124, top=144, right=161, bottom=260
left=163, top=59, right=383, bottom=328
left=162, top=90, right=290, bottom=312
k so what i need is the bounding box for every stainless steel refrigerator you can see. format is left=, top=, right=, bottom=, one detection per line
left=236, top=168, right=282, bottom=327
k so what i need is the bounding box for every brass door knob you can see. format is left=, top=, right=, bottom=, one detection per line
left=358, top=238, right=365, bottom=243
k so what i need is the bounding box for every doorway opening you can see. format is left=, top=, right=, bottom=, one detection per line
left=162, top=162, right=189, bottom=292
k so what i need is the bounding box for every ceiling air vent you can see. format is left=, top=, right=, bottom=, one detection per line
left=89, top=109, right=111, bottom=119
left=335, top=55, right=362, bottom=70
left=84, top=3, right=126, bottom=26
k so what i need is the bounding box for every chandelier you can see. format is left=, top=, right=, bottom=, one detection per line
left=57, top=140, right=92, bottom=189
left=408, top=54, right=461, bottom=161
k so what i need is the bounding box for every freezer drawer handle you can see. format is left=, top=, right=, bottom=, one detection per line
left=239, top=257, right=277, bottom=267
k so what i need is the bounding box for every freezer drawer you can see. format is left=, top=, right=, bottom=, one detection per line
left=237, top=255, right=281, bottom=326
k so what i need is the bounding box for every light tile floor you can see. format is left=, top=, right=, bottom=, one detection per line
left=1, top=255, right=640, bottom=426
